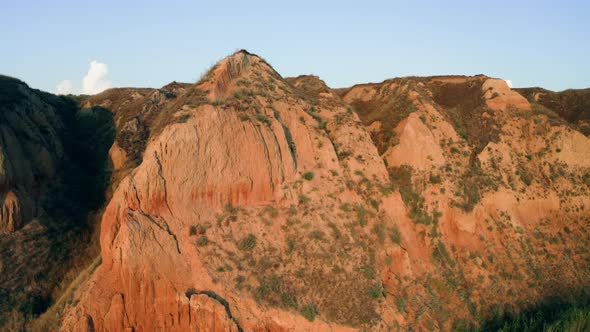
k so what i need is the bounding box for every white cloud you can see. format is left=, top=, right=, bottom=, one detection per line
left=55, top=80, right=74, bottom=95
left=54, top=60, right=114, bottom=96
left=504, top=79, right=513, bottom=88
left=82, top=60, right=112, bottom=95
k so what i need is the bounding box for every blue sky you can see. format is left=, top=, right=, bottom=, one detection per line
left=1, top=0, right=588, bottom=93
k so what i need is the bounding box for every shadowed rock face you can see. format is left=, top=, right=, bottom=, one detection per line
left=0, top=76, right=62, bottom=233
left=2, top=52, right=590, bottom=331
left=516, top=87, right=590, bottom=135
left=0, top=75, right=115, bottom=328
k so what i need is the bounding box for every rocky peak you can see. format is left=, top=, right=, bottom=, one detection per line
left=196, top=49, right=283, bottom=99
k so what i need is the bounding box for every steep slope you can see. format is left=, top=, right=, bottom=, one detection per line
left=343, top=76, right=590, bottom=329
left=60, top=51, right=394, bottom=331
left=516, top=87, right=590, bottom=135
left=0, top=75, right=114, bottom=329
left=82, top=82, right=191, bottom=186
left=0, top=75, right=66, bottom=234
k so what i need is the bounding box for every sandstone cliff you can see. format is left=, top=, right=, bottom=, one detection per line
left=2, top=51, right=589, bottom=331
left=55, top=53, right=590, bottom=331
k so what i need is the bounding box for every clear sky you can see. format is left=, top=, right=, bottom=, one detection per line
left=1, top=0, right=588, bottom=94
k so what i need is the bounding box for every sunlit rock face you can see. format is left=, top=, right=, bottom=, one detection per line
left=3, top=53, right=586, bottom=331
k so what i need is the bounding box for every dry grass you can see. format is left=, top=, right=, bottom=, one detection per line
left=28, top=256, right=102, bottom=332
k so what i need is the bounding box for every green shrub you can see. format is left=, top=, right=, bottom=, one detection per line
left=256, top=114, right=271, bottom=125
left=339, top=203, right=352, bottom=212
left=177, top=114, right=190, bottom=123
left=328, top=222, right=341, bottom=239
left=298, top=194, right=310, bottom=204
left=369, top=199, right=380, bottom=210
left=286, top=237, right=296, bottom=255
left=281, top=292, right=298, bottom=309
left=395, top=296, right=406, bottom=312
left=238, top=234, right=257, bottom=251
left=518, top=168, right=533, bottom=186
left=261, top=205, right=279, bottom=218
left=432, top=241, right=455, bottom=267
left=212, top=99, right=226, bottom=106
left=338, top=150, right=352, bottom=159
left=390, top=224, right=402, bottom=245
left=302, top=171, right=315, bottom=181
left=301, top=304, right=317, bottom=321
left=233, top=90, right=245, bottom=99
left=355, top=204, right=372, bottom=226
left=225, top=203, right=239, bottom=214
left=369, top=283, right=384, bottom=299
left=372, top=223, right=386, bottom=244
left=358, top=265, right=375, bottom=279
left=429, top=173, right=442, bottom=184
left=308, top=230, right=325, bottom=240
left=195, top=236, right=209, bottom=247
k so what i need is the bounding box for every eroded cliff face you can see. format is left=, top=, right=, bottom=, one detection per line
left=0, top=75, right=115, bottom=329
left=36, top=53, right=590, bottom=331
left=0, top=76, right=63, bottom=233
left=61, top=51, right=381, bottom=331
left=342, top=75, right=590, bottom=329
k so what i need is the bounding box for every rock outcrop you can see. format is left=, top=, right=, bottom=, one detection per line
left=62, top=51, right=380, bottom=331
left=60, top=55, right=590, bottom=331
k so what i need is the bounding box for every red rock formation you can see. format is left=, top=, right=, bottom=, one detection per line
left=52, top=58, right=590, bottom=331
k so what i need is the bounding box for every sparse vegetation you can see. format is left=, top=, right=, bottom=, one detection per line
left=307, top=229, right=324, bottom=240
left=195, top=236, right=209, bottom=247
left=480, top=303, right=590, bottom=332
left=177, top=114, right=190, bottom=123
left=298, top=194, right=311, bottom=204
left=432, top=241, right=454, bottom=267
left=6, top=50, right=590, bottom=332
left=369, top=283, right=384, bottom=299
left=256, top=114, right=271, bottom=125
left=189, top=224, right=207, bottom=236
left=372, top=222, right=386, bottom=244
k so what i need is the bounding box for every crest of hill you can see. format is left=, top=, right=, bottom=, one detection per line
left=0, top=75, right=30, bottom=105
left=516, top=87, right=590, bottom=135
left=195, top=49, right=284, bottom=99
left=338, top=75, right=539, bottom=154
